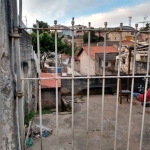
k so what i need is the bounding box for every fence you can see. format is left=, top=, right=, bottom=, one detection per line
left=12, top=1, right=150, bottom=148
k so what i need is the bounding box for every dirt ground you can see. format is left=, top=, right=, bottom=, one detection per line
left=28, top=95, right=150, bottom=150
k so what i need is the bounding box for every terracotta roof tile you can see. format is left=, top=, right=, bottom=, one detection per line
left=80, top=46, right=118, bottom=59
left=40, top=73, right=61, bottom=88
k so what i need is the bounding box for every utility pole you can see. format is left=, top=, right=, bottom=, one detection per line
left=129, top=16, right=132, bottom=26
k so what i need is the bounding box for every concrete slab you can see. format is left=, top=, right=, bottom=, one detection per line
left=28, top=95, right=150, bottom=150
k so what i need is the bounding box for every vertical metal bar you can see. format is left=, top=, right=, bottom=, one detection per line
left=100, top=22, right=107, bottom=150
left=139, top=31, right=150, bottom=150
left=19, top=0, right=22, bottom=27
left=114, top=23, right=123, bottom=150
left=13, top=0, right=24, bottom=149
left=127, top=24, right=138, bottom=150
left=36, top=20, right=43, bottom=150
left=86, top=22, right=91, bottom=150
left=71, top=17, right=75, bottom=150
left=54, top=20, right=59, bottom=149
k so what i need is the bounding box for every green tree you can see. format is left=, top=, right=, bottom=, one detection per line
left=140, top=23, right=150, bottom=31
left=31, top=31, right=72, bottom=70
left=83, top=28, right=104, bottom=43
left=32, top=21, right=49, bottom=34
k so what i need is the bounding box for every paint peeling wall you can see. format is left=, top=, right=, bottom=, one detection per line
left=0, top=0, right=17, bottom=149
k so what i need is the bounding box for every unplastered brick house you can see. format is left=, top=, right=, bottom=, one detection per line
left=40, top=73, right=61, bottom=108
left=77, top=46, right=118, bottom=75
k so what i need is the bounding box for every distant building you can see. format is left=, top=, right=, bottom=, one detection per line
left=107, top=26, right=135, bottom=41
left=59, top=54, right=70, bottom=65
left=49, top=24, right=71, bottom=36
left=77, top=46, right=118, bottom=75
left=95, top=53, right=118, bottom=75
left=115, top=45, right=149, bottom=74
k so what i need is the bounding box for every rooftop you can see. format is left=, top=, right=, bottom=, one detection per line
left=40, top=73, right=61, bottom=88
left=96, top=52, right=118, bottom=61
left=77, top=46, right=118, bottom=59
left=74, top=56, right=80, bottom=61
left=98, top=41, right=119, bottom=46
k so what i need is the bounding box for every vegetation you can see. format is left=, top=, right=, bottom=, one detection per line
left=83, top=27, right=104, bottom=43
left=32, top=21, right=49, bottom=34
left=140, top=23, right=150, bottom=31
left=24, top=111, right=35, bottom=125
left=30, top=20, right=73, bottom=70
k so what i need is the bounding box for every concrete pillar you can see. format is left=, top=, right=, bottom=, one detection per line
left=0, top=0, right=18, bottom=149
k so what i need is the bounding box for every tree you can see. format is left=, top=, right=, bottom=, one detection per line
left=31, top=31, right=72, bottom=70
left=140, top=23, right=150, bottom=31
left=83, top=27, right=104, bottom=43
left=32, top=21, right=49, bottom=34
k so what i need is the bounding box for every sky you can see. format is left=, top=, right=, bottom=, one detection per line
left=21, top=0, right=150, bottom=28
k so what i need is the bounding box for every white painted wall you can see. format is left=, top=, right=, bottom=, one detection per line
left=78, top=51, right=95, bottom=75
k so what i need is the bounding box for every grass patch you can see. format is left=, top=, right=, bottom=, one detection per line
left=24, top=111, right=35, bottom=126
left=67, top=103, right=72, bottom=112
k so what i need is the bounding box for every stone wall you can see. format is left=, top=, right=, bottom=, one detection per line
left=0, top=0, right=17, bottom=149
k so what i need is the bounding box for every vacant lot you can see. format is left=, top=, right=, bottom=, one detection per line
left=28, top=95, right=150, bottom=150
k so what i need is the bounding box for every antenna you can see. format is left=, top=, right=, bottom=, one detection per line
left=128, top=16, right=132, bottom=26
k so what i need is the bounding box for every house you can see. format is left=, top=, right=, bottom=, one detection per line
left=137, top=33, right=149, bottom=42
left=95, top=53, right=118, bottom=75
left=49, top=24, right=71, bottom=37
left=115, top=45, right=149, bottom=74
left=59, top=54, right=70, bottom=65
left=40, top=73, right=61, bottom=108
left=107, top=26, right=135, bottom=41
left=77, top=46, right=118, bottom=75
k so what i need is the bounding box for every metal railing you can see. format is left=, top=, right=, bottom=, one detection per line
left=19, top=18, right=150, bottom=150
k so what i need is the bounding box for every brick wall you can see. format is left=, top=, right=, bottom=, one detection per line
left=41, top=88, right=61, bottom=109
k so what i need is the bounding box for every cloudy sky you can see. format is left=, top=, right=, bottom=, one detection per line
left=21, top=0, right=150, bottom=28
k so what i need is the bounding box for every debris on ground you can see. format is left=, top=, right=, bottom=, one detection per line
left=25, top=124, right=52, bottom=140
left=32, top=125, right=53, bottom=139
left=26, top=138, right=33, bottom=148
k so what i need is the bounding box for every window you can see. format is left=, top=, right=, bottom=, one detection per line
left=122, top=58, right=125, bottom=64
left=114, top=37, right=117, bottom=40
left=141, top=56, right=147, bottom=62
left=105, top=62, right=108, bottom=66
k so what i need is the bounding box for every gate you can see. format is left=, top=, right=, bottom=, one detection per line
left=13, top=0, right=150, bottom=149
